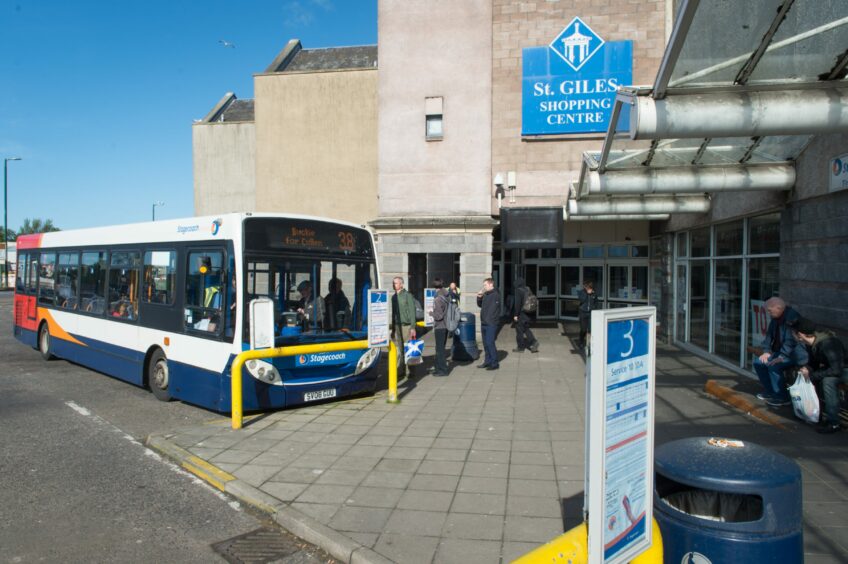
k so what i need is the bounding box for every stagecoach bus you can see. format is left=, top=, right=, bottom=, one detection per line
left=12, top=213, right=382, bottom=412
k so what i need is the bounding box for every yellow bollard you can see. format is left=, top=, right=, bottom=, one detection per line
left=512, top=518, right=663, bottom=564
left=230, top=340, right=370, bottom=430
left=387, top=340, right=399, bottom=404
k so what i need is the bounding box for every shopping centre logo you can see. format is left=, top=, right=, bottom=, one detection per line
left=549, top=17, right=605, bottom=71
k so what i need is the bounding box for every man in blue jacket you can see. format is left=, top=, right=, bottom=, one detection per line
left=755, top=297, right=808, bottom=407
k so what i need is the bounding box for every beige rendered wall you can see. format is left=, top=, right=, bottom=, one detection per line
left=377, top=0, right=493, bottom=217
left=192, top=122, right=256, bottom=215
left=254, top=69, right=378, bottom=226
left=491, top=0, right=669, bottom=214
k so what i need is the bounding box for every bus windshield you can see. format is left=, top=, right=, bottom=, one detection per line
left=244, top=256, right=376, bottom=342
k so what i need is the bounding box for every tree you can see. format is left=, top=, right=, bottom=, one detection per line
left=17, top=218, right=60, bottom=235
left=0, top=228, right=16, bottom=242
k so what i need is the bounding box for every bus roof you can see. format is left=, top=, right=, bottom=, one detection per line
left=15, top=213, right=370, bottom=251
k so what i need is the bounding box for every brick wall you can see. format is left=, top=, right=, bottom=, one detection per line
left=491, top=0, right=668, bottom=211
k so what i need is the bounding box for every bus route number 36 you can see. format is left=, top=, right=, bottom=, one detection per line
left=337, top=231, right=355, bottom=251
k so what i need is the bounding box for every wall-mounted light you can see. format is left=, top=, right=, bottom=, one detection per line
left=507, top=171, right=516, bottom=203
left=494, top=173, right=505, bottom=209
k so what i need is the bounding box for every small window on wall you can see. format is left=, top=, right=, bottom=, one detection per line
left=143, top=250, right=176, bottom=305
left=425, top=96, right=443, bottom=140
left=582, top=246, right=603, bottom=258
left=185, top=251, right=224, bottom=334
left=608, top=246, right=629, bottom=258
left=38, top=253, right=57, bottom=306
left=57, top=252, right=80, bottom=309
left=561, top=247, right=579, bottom=259
left=108, top=251, right=141, bottom=320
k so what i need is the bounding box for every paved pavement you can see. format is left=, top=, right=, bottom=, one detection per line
left=147, top=324, right=848, bottom=564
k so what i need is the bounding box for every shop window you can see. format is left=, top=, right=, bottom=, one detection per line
left=38, top=253, right=57, bottom=306
left=749, top=213, right=780, bottom=255
left=714, top=260, right=743, bottom=364
left=582, top=246, right=603, bottom=258
left=690, top=227, right=711, bottom=257
left=608, top=245, right=629, bottom=258
left=689, top=261, right=711, bottom=349
left=715, top=220, right=743, bottom=256
left=425, top=96, right=443, bottom=141
left=143, top=250, right=177, bottom=305
left=631, top=267, right=648, bottom=301
left=609, top=266, right=629, bottom=299
left=57, top=252, right=80, bottom=309
left=632, top=245, right=649, bottom=258
left=746, top=257, right=780, bottom=369
left=584, top=266, right=604, bottom=299
left=676, top=232, right=688, bottom=258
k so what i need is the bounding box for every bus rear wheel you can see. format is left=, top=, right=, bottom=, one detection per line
left=148, top=349, right=172, bottom=402
left=38, top=323, right=54, bottom=360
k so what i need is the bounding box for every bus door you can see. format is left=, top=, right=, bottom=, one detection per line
left=138, top=250, right=182, bottom=332
left=25, top=254, right=38, bottom=323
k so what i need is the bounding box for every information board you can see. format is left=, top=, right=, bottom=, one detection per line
left=367, top=289, right=389, bottom=348
left=587, top=307, right=656, bottom=564
left=424, top=288, right=437, bottom=328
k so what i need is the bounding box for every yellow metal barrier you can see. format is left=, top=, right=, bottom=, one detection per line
left=231, top=340, right=370, bottom=430
left=512, top=518, right=663, bottom=564
left=387, top=340, right=399, bottom=404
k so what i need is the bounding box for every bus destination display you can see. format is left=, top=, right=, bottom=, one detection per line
left=245, top=218, right=371, bottom=257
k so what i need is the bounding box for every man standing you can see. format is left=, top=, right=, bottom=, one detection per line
left=477, top=277, right=500, bottom=370
left=512, top=277, right=539, bottom=353
left=391, top=277, right=417, bottom=378
left=577, top=280, right=599, bottom=349
left=793, top=318, right=846, bottom=434
left=754, top=297, right=807, bottom=407
left=430, top=278, right=450, bottom=376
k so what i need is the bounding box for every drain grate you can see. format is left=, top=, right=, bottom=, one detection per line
left=212, top=527, right=302, bottom=563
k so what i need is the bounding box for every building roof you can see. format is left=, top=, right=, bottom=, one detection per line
left=265, top=39, right=377, bottom=73
left=220, top=99, right=254, bottom=122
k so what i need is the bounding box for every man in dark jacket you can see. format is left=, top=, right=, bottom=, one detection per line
left=793, top=317, right=846, bottom=434
left=430, top=278, right=450, bottom=376
left=477, top=278, right=501, bottom=370
left=577, top=280, right=599, bottom=349
left=754, top=297, right=807, bottom=407
left=512, top=277, right=539, bottom=353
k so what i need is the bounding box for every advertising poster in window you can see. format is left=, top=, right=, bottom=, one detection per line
left=424, top=288, right=437, bottom=327
left=367, top=289, right=389, bottom=348
left=587, top=307, right=656, bottom=564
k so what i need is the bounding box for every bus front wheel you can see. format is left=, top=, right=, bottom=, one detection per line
left=148, top=349, right=172, bottom=402
left=38, top=323, right=54, bottom=361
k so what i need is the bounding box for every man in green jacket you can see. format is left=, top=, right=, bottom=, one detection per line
left=392, top=276, right=417, bottom=378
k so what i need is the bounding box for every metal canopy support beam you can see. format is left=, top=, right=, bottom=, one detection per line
left=629, top=87, right=848, bottom=139
left=653, top=0, right=701, bottom=99
left=565, top=214, right=670, bottom=222
left=566, top=195, right=711, bottom=216
left=585, top=164, right=795, bottom=195
left=734, top=0, right=795, bottom=85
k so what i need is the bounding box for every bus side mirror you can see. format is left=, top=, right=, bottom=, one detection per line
left=249, top=298, right=275, bottom=350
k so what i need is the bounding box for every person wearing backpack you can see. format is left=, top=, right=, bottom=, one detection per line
left=513, top=277, right=539, bottom=353
left=430, top=278, right=450, bottom=376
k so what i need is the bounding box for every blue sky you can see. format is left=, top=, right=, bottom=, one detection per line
left=1, top=0, right=377, bottom=232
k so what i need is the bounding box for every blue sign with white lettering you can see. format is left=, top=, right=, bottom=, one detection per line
left=522, top=17, right=632, bottom=136
left=607, top=319, right=650, bottom=364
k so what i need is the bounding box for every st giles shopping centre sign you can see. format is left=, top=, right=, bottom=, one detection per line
left=522, top=17, right=633, bottom=136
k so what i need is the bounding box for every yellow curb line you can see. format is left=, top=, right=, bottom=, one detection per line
left=704, top=380, right=787, bottom=430
left=182, top=455, right=236, bottom=491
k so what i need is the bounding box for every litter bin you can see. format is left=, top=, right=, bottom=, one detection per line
left=654, top=437, right=802, bottom=564
left=451, top=312, right=480, bottom=361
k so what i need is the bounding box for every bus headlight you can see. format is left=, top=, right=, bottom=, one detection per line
left=354, top=347, right=380, bottom=376
left=245, top=358, right=281, bottom=384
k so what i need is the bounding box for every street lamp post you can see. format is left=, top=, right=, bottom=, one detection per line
left=152, top=200, right=164, bottom=221
left=4, top=157, right=22, bottom=289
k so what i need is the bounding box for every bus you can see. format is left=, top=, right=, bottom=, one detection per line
left=12, top=213, right=382, bottom=413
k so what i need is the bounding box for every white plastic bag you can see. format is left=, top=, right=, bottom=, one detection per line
left=788, top=372, right=820, bottom=424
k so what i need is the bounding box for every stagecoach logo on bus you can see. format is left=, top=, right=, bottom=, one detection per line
left=298, top=352, right=348, bottom=366
left=521, top=16, right=632, bottom=136
left=211, top=218, right=222, bottom=235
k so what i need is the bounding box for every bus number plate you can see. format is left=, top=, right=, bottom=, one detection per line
left=304, top=389, right=337, bottom=402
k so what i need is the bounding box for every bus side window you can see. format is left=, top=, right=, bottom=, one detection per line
left=108, top=251, right=140, bottom=321
left=185, top=251, right=224, bottom=334
left=39, top=253, right=57, bottom=306
left=15, top=253, right=26, bottom=293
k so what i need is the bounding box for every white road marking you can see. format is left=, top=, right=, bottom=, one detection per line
left=64, top=401, right=241, bottom=511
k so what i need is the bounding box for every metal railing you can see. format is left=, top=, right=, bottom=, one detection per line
left=231, top=340, right=400, bottom=430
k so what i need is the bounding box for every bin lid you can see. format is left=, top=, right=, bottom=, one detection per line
left=655, top=437, right=800, bottom=493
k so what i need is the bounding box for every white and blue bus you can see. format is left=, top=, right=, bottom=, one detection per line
left=13, top=213, right=381, bottom=412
